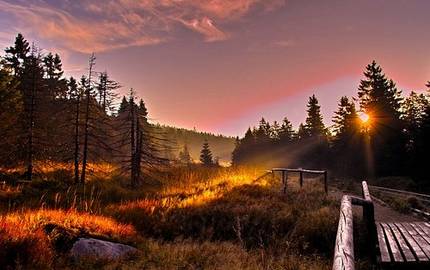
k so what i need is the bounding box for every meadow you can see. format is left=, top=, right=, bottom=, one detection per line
left=0, top=164, right=339, bottom=269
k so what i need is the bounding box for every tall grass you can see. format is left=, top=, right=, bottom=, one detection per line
left=0, top=164, right=339, bottom=269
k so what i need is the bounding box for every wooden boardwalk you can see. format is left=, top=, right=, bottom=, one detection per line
left=332, top=181, right=430, bottom=270
left=377, top=222, right=430, bottom=267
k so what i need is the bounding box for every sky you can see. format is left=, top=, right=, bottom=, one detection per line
left=0, top=0, right=429, bottom=136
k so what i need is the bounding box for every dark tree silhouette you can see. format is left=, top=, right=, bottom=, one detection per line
left=200, top=140, right=213, bottom=166
left=331, top=96, right=364, bottom=176
left=80, top=53, right=96, bottom=184
left=4, top=33, right=29, bottom=76
left=303, top=95, right=326, bottom=137
left=357, top=60, right=405, bottom=175
left=97, top=71, right=120, bottom=114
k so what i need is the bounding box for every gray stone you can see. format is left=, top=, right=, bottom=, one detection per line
left=70, top=238, right=138, bottom=260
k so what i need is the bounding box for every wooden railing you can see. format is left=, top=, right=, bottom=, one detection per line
left=270, top=168, right=328, bottom=194
left=332, top=181, right=376, bottom=270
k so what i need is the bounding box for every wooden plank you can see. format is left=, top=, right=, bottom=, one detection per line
left=395, top=223, right=428, bottom=261
left=409, top=223, right=430, bottom=245
left=415, top=223, right=430, bottom=239
left=387, top=223, right=416, bottom=262
left=377, top=223, right=391, bottom=262
left=381, top=223, right=404, bottom=262
left=402, top=223, right=430, bottom=260
left=332, top=196, right=355, bottom=270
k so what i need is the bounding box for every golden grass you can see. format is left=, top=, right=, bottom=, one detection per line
left=0, top=165, right=339, bottom=269
left=0, top=161, right=117, bottom=180
left=0, top=209, right=138, bottom=268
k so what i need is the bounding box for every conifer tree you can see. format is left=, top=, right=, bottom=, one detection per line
left=303, top=95, right=326, bottom=137
left=357, top=60, right=405, bottom=175
left=118, top=96, right=128, bottom=114
left=331, top=96, right=363, bottom=176
left=199, top=140, right=213, bottom=166
left=278, top=117, right=295, bottom=143
left=4, top=33, right=29, bottom=76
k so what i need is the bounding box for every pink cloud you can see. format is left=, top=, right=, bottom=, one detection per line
left=0, top=0, right=284, bottom=53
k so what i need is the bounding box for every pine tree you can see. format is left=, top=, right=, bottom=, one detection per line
left=21, top=45, right=47, bottom=181
left=4, top=33, right=29, bottom=76
left=43, top=52, right=67, bottom=98
left=332, top=96, right=358, bottom=137
left=303, top=95, right=326, bottom=137
left=118, top=96, right=128, bottom=114
left=331, top=96, right=363, bottom=176
left=278, top=117, right=295, bottom=143
left=255, top=118, right=271, bottom=144
left=199, top=140, right=213, bottom=166
left=357, top=60, right=405, bottom=175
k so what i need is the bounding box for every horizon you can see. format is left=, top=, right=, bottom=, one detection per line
left=1, top=0, right=429, bottom=137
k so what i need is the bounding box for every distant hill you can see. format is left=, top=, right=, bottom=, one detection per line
left=154, top=124, right=236, bottom=165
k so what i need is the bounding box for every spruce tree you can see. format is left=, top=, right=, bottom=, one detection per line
left=118, top=96, right=128, bottom=114
left=5, top=33, right=29, bottom=76
left=278, top=117, right=295, bottom=143
left=304, top=95, right=326, bottom=137
left=199, top=140, right=213, bottom=166
left=331, top=96, right=363, bottom=176
left=357, top=60, right=405, bottom=175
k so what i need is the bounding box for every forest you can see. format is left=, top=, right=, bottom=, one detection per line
left=232, top=63, right=430, bottom=189
left=0, top=34, right=235, bottom=185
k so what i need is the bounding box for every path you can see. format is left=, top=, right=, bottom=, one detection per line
left=328, top=188, right=422, bottom=223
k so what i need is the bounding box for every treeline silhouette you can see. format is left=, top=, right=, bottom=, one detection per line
left=0, top=34, right=235, bottom=185
left=233, top=61, right=430, bottom=186
left=0, top=34, right=171, bottom=186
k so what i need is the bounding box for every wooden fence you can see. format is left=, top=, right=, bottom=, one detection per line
left=270, top=168, right=328, bottom=194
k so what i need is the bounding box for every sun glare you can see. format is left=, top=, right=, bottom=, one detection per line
left=358, top=112, right=370, bottom=123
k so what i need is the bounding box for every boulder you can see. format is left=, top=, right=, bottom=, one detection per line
left=70, top=238, right=138, bottom=260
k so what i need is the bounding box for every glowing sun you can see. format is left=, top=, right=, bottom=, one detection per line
left=358, top=112, right=370, bottom=123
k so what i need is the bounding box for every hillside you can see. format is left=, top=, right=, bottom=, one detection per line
left=154, top=124, right=236, bottom=165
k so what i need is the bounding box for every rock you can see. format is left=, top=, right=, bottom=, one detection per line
left=70, top=238, right=138, bottom=260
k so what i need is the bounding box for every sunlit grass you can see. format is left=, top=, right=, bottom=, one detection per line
left=0, top=208, right=138, bottom=268
left=0, top=161, right=117, bottom=181
left=0, top=164, right=338, bottom=269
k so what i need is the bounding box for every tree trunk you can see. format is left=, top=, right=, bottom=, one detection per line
left=73, top=94, right=80, bottom=183
left=26, top=57, right=36, bottom=182
left=80, top=54, right=95, bottom=184
left=130, top=101, right=136, bottom=187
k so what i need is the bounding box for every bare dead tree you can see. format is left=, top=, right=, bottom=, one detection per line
left=80, top=53, right=96, bottom=184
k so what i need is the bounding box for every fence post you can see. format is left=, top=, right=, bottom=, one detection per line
left=282, top=170, right=286, bottom=194
left=324, top=171, right=328, bottom=194
left=299, top=171, right=303, bottom=188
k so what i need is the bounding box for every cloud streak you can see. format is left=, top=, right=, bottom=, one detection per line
left=0, top=0, right=284, bottom=53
